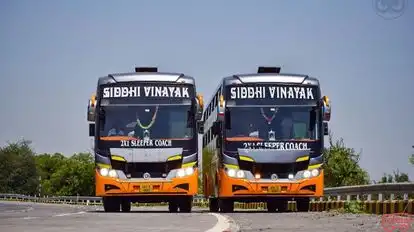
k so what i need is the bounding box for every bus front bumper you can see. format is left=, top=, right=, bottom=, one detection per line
left=95, top=169, right=198, bottom=198
left=218, top=169, right=324, bottom=199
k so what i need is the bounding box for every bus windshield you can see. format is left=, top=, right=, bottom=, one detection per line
left=225, top=106, right=319, bottom=142
left=99, top=104, right=193, bottom=142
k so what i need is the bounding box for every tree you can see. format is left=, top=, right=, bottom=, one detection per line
left=410, top=154, right=414, bottom=165
left=323, top=132, right=370, bottom=187
left=379, top=169, right=409, bottom=183
left=42, top=152, right=95, bottom=196
left=0, top=139, right=39, bottom=195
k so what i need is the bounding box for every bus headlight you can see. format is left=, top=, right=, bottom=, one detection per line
left=311, top=169, right=319, bottom=177
left=176, top=167, right=194, bottom=178
left=303, top=170, right=311, bottom=178
left=108, top=169, right=118, bottom=178
left=226, top=168, right=245, bottom=179
left=100, top=168, right=109, bottom=176
left=99, top=168, right=118, bottom=178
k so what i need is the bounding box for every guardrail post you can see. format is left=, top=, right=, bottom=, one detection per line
left=378, top=193, right=383, bottom=202
left=367, top=194, right=372, bottom=201
left=390, top=193, right=394, bottom=201
left=346, top=195, right=351, bottom=202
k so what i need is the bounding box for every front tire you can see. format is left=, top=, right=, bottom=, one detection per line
left=103, top=197, right=120, bottom=212
left=121, top=200, right=131, bottom=212
left=178, top=197, right=193, bottom=213
left=168, top=201, right=178, bottom=213
left=296, top=198, right=310, bottom=212
left=219, top=199, right=234, bottom=213
left=209, top=198, right=219, bottom=212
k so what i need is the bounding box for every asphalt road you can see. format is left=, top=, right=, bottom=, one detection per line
left=0, top=201, right=393, bottom=232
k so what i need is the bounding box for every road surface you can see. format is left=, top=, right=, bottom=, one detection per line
left=0, top=201, right=389, bottom=232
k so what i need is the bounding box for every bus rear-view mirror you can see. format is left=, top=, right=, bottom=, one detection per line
left=323, top=122, right=329, bottom=136
left=89, top=123, right=95, bottom=137
left=197, top=121, right=204, bottom=134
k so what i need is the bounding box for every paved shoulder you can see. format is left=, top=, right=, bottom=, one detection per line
left=224, top=211, right=382, bottom=232
left=0, top=202, right=221, bottom=232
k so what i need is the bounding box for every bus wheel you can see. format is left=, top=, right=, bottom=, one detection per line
left=219, top=199, right=234, bottom=213
left=103, top=197, right=120, bottom=212
left=209, top=198, right=219, bottom=212
left=266, top=201, right=277, bottom=212
left=121, top=200, right=131, bottom=212
left=296, top=198, right=310, bottom=212
left=168, top=201, right=178, bottom=213
left=179, top=197, right=193, bottom=213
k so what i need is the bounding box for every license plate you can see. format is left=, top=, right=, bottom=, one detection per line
left=140, top=184, right=152, bottom=192
left=268, top=185, right=281, bottom=193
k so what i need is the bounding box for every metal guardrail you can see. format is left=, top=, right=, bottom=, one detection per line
left=324, top=182, right=414, bottom=201
left=1, top=183, right=413, bottom=214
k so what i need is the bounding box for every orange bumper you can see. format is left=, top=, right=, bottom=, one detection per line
left=218, top=169, right=324, bottom=198
left=95, top=169, right=198, bottom=197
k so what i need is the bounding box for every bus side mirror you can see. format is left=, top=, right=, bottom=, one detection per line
left=197, top=121, right=204, bottom=134
left=89, top=123, right=95, bottom=137
left=323, top=122, right=329, bottom=136
left=195, top=94, right=204, bottom=121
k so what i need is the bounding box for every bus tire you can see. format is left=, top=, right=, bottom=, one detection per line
left=296, top=198, right=310, bottom=212
left=209, top=198, right=219, bottom=212
left=121, top=200, right=131, bottom=212
left=267, top=201, right=278, bottom=212
left=179, top=196, right=193, bottom=213
left=168, top=201, right=178, bottom=213
left=103, top=197, right=120, bottom=212
left=219, top=199, right=234, bottom=213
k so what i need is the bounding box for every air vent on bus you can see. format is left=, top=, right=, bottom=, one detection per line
left=135, top=67, right=158, bottom=72
left=257, top=66, right=281, bottom=74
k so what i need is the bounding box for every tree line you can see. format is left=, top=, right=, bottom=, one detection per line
left=0, top=135, right=412, bottom=196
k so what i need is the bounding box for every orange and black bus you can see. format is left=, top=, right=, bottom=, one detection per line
left=87, top=67, right=204, bottom=213
left=201, top=66, right=331, bottom=212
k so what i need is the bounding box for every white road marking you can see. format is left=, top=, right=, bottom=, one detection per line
left=205, top=213, right=238, bottom=232
left=53, top=211, right=86, bottom=217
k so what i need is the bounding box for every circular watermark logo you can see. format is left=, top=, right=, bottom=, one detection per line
left=380, top=213, right=414, bottom=232
left=373, top=0, right=407, bottom=19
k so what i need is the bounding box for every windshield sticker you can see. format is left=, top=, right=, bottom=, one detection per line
left=230, top=86, right=315, bottom=100
left=120, top=139, right=172, bottom=148
left=102, top=86, right=190, bottom=98
left=242, top=141, right=309, bottom=150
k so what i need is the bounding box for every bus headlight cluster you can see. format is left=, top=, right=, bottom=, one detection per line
left=176, top=167, right=194, bottom=178
left=226, top=168, right=245, bottom=178
left=99, top=168, right=118, bottom=178
left=301, top=169, right=320, bottom=179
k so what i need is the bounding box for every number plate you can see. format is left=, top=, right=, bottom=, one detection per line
left=140, top=184, right=152, bottom=192
left=268, top=185, right=281, bottom=193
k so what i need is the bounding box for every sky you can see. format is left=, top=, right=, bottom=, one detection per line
left=1, top=0, right=413, bottom=181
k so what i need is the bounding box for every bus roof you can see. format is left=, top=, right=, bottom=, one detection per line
left=96, top=71, right=196, bottom=86
left=203, top=72, right=320, bottom=109
left=221, top=73, right=320, bottom=86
